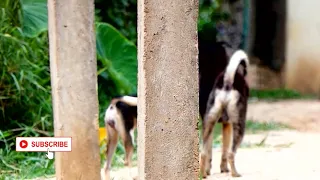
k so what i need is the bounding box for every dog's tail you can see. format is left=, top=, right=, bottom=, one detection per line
left=223, top=50, right=249, bottom=89
left=111, top=95, right=137, bottom=106
left=120, top=96, right=137, bottom=106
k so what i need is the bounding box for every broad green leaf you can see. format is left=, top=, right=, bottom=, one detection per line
left=95, top=22, right=137, bottom=94
left=20, top=0, right=48, bottom=37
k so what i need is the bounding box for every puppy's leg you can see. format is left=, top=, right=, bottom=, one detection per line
left=226, top=92, right=247, bottom=177
left=122, top=132, right=134, bottom=167
left=220, top=122, right=232, bottom=173
left=201, top=122, right=214, bottom=177
left=130, top=129, right=135, bottom=146
left=228, top=116, right=246, bottom=177
left=104, top=125, right=118, bottom=179
left=200, top=101, right=223, bottom=178
left=118, top=121, right=134, bottom=167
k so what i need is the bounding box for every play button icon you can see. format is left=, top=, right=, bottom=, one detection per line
left=19, top=140, right=28, bottom=149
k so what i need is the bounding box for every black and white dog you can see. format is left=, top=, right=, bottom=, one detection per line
left=102, top=40, right=249, bottom=179
left=200, top=49, right=249, bottom=178
left=103, top=94, right=137, bottom=178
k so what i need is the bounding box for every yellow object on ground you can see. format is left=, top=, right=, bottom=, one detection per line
left=99, top=127, right=107, bottom=146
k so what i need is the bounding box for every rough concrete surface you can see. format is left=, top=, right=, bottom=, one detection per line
left=48, top=0, right=101, bottom=179
left=137, top=0, right=200, bottom=179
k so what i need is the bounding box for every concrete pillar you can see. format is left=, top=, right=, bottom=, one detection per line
left=48, top=0, right=101, bottom=179
left=137, top=0, right=199, bottom=179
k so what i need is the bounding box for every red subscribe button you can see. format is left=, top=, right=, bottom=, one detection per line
left=16, top=137, right=72, bottom=152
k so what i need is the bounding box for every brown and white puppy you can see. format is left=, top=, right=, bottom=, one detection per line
left=200, top=50, right=249, bottom=178
left=103, top=95, right=137, bottom=179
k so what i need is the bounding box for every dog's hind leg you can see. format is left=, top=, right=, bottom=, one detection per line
left=130, top=129, right=135, bottom=146
left=221, top=122, right=232, bottom=173
left=200, top=100, right=223, bottom=178
left=121, top=131, right=134, bottom=167
left=120, top=128, right=133, bottom=167
left=104, top=125, right=118, bottom=179
left=228, top=119, right=245, bottom=177
left=201, top=123, right=214, bottom=178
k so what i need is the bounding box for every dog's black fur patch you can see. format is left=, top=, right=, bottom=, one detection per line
left=115, top=100, right=137, bottom=132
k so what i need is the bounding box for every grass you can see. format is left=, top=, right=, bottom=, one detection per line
left=104, top=120, right=289, bottom=171
left=0, top=150, right=55, bottom=180
left=245, top=120, right=290, bottom=133
left=210, top=120, right=290, bottom=147
left=0, top=127, right=55, bottom=180
left=249, top=88, right=316, bottom=100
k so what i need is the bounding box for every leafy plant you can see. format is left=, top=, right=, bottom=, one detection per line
left=95, top=0, right=138, bottom=44
left=96, top=22, right=137, bottom=95
left=95, top=22, right=137, bottom=126
left=20, top=0, right=48, bottom=37
left=0, top=1, right=53, bottom=178
left=198, top=0, right=230, bottom=42
left=0, top=0, right=52, bottom=134
left=1, top=0, right=138, bottom=178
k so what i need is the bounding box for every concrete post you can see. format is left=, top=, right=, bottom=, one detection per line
left=137, top=0, right=199, bottom=179
left=48, top=0, right=101, bottom=179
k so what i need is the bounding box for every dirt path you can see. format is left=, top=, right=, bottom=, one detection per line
left=206, top=130, right=320, bottom=180
left=202, top=99, right=320, bottom=180
left=35, top=100, right=320, bottom=180
left=105, top=100, right=320, bottom=180
left=107, top=130, right=320, bottom=180
left=247, top=99, right=320, bottom=132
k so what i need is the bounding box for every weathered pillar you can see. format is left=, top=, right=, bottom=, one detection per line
left=137, top=0, right=199, bottom=179
left=48, top=0, right=101, bottom=179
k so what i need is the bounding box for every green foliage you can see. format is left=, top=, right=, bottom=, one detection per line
left=0, top=132, right=54, bottom=179
left=208, top=120, right=289, bottom=149
left=198, top=0, right=229, bottom=41
left=1, top=0, right=139, bottom=131
left=0, top=1, right=53, bottom=177
left=1, top=0, right=138, bottom=178
left=20, top=0, right=48, bottom=37
left=0, top=0, right=52, bottom=134
left=95, top=0, right=137, bottom=44
left=0, top=0, right=22, bottom=27
left=246, top=120, right=290, bottom=133
left=94, top=0, right=228, bottom=44
left=249, top=89, right=316, bottom=100
left=95, top=22, right=137, bottom=126
left=96, top=22, right=137, bottom=94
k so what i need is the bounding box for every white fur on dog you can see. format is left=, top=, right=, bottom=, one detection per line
left=224, top=50, right=249, bottom=85
left=120, top=96, right=137, bottom=106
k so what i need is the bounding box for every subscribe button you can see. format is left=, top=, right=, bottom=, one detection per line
left=16, top=137, right=72, bottom=152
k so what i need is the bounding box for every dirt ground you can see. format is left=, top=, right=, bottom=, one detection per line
left=247, top=99, right=320, bottom=132
left=104, top=99, right=320, bottom=180
left=34, top=100, right=320, bottom=180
